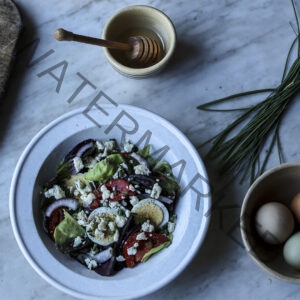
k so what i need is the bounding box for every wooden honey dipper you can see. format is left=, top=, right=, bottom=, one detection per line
left=54, top=28, right=164, bottom=66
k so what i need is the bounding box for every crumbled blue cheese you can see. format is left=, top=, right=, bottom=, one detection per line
left=73, top=157, right=84, bottom=173
left=116, top=255, right=126, bottom=262
left=112, top=162, right=129, bottom=178
left=108, top=221, right=116, bottom=231
left=96, top=140, right=104, bottom=151
left=141, top=220, right=155, bottom=232
left=115, top=215, right=127, bottom=228
left=113, top=229, right=119, bottom=242
left=77, top=210, right=88, bottom=226
left=112, top=167, right=122, bottom=179
left=99, top=140, right=116, bottom=157
left=168, top=222, right=176, bottom=233
left=73, top=236, right=83, bottom=247
left=104, top=140, right=115, bottom=150
left=128, top=184, right=135, bottom=192
left=120, top=162, right=128, bottom=169
left=150, top=183, right=162, bottom=199
left=44, top=185, right=65, bottom=199
left=123, top=140, right=134, bottom=152
left=109, top=201, right=118, bottom=208
left=134, top=164, right=151, bottom=175
left=136, top=232, right=148, bottom=241
left=127, top=242, right=139, bottom=256
left=125, top=209, right=131, bottom=218
left=73, top=179, right=94, bottom=204
left=101, top=199, right=109, bottom=207
left=74, top=180, right=92, bottom=198
left=100, top=185, right=111, bottom=200
left=81, top=192, right=96, bottom=205
left=130, top=196, right=139, bottom=206
left=85, top=219, right=95, bottom=232
left=84, top=257, right=97, bottom=270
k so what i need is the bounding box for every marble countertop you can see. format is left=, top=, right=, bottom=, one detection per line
left=2, top=0, right=300, bottom=299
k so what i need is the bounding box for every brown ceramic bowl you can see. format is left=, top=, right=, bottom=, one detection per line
left=241, top=162, right=300, bottom=282
left=102, top=5, right=176, bottom=78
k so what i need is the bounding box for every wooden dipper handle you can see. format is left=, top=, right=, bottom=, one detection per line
left=54, top=28, right=132, bottom=51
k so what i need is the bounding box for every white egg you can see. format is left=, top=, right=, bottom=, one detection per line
left=86, top=207, right=120, bottom=246
left=255, top=202, right=294, bottom=245
left=131, top=198, right=169, bottom=227
left=283, top=232, right=300, bottom=269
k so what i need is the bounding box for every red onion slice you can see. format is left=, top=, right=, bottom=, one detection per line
left=65, top=139, right=95, bottom=161
left=93, top=247, right=113, bottom=263
left=76, top=140, right=95, bottom=158
left=45, top=198, right=79, bottom=217
left=67, top=140, right=96, bottom=175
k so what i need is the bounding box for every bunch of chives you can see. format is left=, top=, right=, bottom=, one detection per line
left=197, top=0, right=300, bottom=183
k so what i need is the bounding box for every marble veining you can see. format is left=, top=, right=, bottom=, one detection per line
left=2, top=0, right=300, bottom=299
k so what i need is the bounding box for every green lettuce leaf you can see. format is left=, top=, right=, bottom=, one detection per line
left=153, top=160, right=173, bottom=176
left=83, top=154, right=124, bottom=182
left=137, top=144, right=151, bottom=158
left=137, top=144, right=181, bottom=196
left=152, top=161, right=180, bottom=196
left=53, top=210, right=85, bottom=252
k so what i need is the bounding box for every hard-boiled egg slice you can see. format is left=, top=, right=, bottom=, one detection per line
left=86, top=207, right=120, bottom=246
left=131, top=198, right=169, bottom=228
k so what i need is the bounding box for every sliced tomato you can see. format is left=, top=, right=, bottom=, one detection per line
left=47, top=206, right=66, bottom=238
left=99, top=179, right=136, bottom=202
left=123, top=232, right=170, bottom=268
left=89, top=199, right=100, bottom=210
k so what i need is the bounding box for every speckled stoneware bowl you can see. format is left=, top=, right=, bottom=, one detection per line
left=102, top=5, right=176, bottom=78
left=10, top=105, right=211, bottom=299
left=241, top=162, right=300, bottom=282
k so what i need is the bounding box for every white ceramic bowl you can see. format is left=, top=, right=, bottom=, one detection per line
left=10, top=104, right=211, bottom=299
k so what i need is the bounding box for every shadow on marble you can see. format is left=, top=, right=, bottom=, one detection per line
left=160, top=38, right=204, bottom=75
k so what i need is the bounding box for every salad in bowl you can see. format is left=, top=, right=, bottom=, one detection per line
left=41, top=138, right=180, bottom=276
left=10, top=105, right=211, bottom=299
